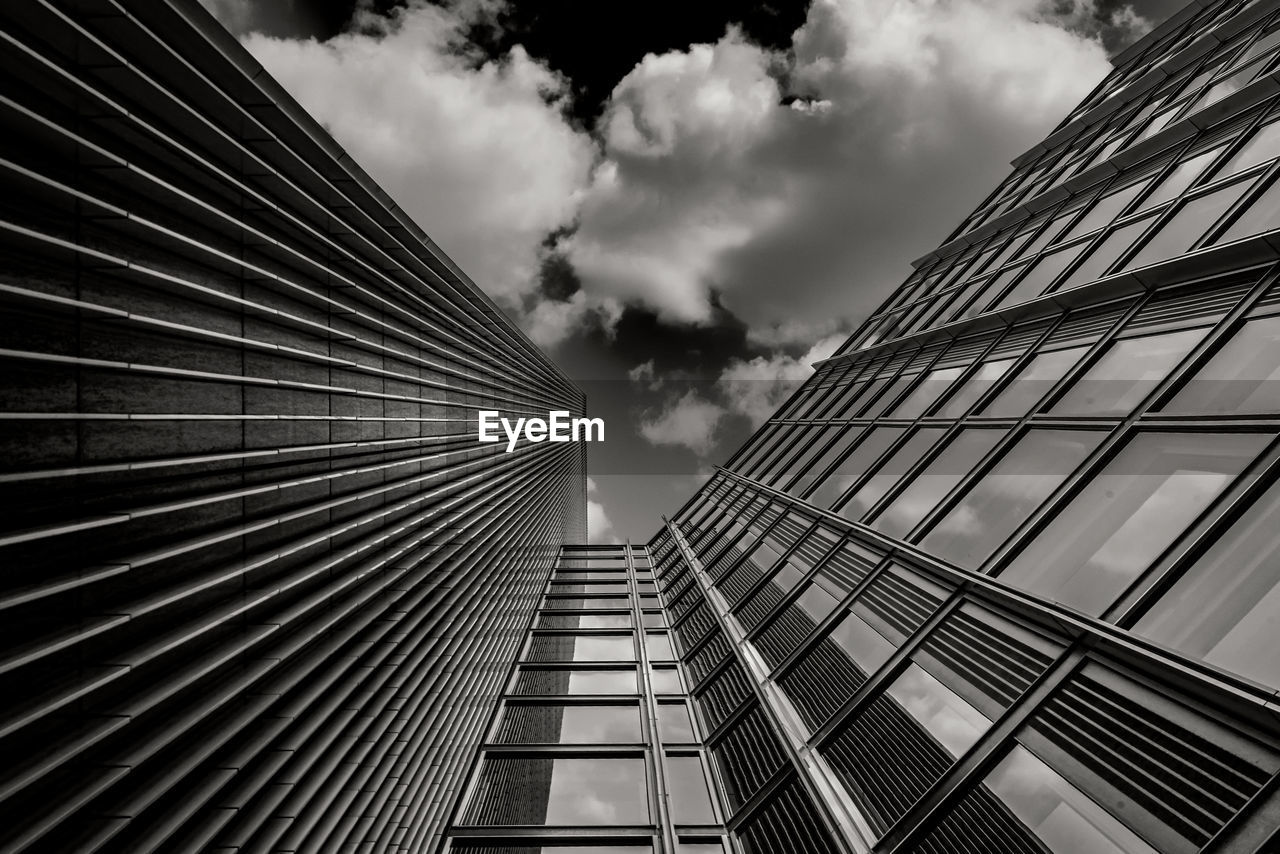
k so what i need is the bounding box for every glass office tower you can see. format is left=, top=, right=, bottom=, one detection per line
left=642, top=0, right=1280, bottom=852
left=0, top=1, right=583, bottom=852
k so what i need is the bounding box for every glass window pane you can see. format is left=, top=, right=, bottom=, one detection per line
left=787, top=425, right=867, bottom=498
left=1136, top=146, right=1221, bottom=211
left=530, top=635, right=635, bottom=662
left=650, top=668, right=683, bottom=694
left=1050, top=327, right=1206, bottom=416
left=1134, top=479, right=1280, bottom=688
left=1055, top=218, right=1149, bottom=290
left=883, top=663, right=991, bottom=757
left=512, top=668, right=638, bottom=696
left=1166, top=314, right=1280, bottom=412
left=936, top=358, right=1017, bottom=417
left=645, top=633, right=675, bottom=661
left=982, top=346, right=1088, bottom=417
left=657, top=703, right=697, bottom=742
left=921, top=430, right=1104, bottom=569
left=1220, top=118, right=1280, bottom=177
left=829, top=610, right=896, bottom=675
left=983, top=746, right=1158, bottom=853
left=838, top=428, right=947, bottom=519
left=496, top=704, right=642, bottom=744
left=993, top=244, right=1087, bottom=309
left=806, top=427, right=905, bottom=510
left=1123, top=181, right=1252, bottom=270
left=871, top=429, right=1006, bottom=539
left=998, top=432, right=1265, bottom=616
left=464, top=756, right=649, bottom=825
left=890, top=366, right=966, bottom=418
left=1215, top=175, right=1280, bottom=244
left=666, top=755, right=716, bottom=824
left=1059, top=182, right=1148, bottom=243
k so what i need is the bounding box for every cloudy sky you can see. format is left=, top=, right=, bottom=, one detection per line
left=201, top=0, right=1182, bottom=542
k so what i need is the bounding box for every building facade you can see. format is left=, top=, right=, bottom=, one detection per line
left=643, top=0, right=1280, bottom=852
left=0, top=1, right=584, bottom=852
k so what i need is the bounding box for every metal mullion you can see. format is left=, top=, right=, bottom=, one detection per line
left=739, top=531, right=850, bottom=646
left=782, top=423, right=874, bottom=498
left=717, top=517, right=822, bottom=613
left=875, top=647, right=1090, bottom=854
left=833, top=422, right=966, bottom=527
left=627, top=543, right=677, bottom=854
left=822, top=423, right=941, bottom=520
left=663, top=520, right=863, bottom=854
left=806, top=589, right=965, bottom=751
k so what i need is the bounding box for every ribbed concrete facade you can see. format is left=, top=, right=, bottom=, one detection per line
left=0, top=1, right=584, bottom=852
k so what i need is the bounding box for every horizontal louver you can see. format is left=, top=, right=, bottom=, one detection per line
left=822, top=689, right=957, bottom=835
left=857, top=569, right=945, bottom=640
left=753, top=605, right=821, bottom=670
left=917, top=610, right=1054, bottom=711
left=737, top=777, right=841, bottom=854
left=814, top=544, right=879, bottom=598
left=1043, top=301, right=1131, bottom=350
left=695, top=661, right=753, bottom=733
left=673, top=601, right=716, bottom=651
left=988, top=320, right=1051, bottom=360
left=1122, top=277, right=1252, bottom=335
left=1030, top=671, right=1278, bottom=849
left=712, top=704, right=788, bottom=812
left=685, top=632, right=732, bottom=687
left=778, top=637, right=869, bottom=730
left=912, top=782, right=1047, bottom=854
left=934, top=335, right=991, bottom=369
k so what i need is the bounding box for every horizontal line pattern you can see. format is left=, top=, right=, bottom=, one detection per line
left=0, top=1, right=583, bottom=852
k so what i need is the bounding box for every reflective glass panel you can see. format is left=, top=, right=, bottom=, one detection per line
left=650, top=668, right=683, bottom=694
left=511, top=668, right=637, bottom=696
left=920, top=429, right=1104, bottom=569
left=983, top=746, right=1157, bottom=853
left=871, top=429, right=1005, bottom=539
left=998, top=432, right=1265, bottom=616
left=666, top=755, right=717, bottom=824
left=496, top=704, right=642, bottom=744
left=1215, top=175, right=1280, bottom=244
left=1220, top=119, right=1280, bottom=176
left=1123, top=180, right=1252, bottom=270
left=982, top=346, right=1088, bottom=417
left=889, top=366, right=965, bottom=418
left=936, top=358, right=1017, bottom=417
left=1134, top=478, right=1280, bottom=688
left=1054, top=218, right=1149, bottom=290
left=1136, top=146, right=1221, bottom=211
left=839, top=428, right=947, bottom=519
left=657, top=703, right=697, bottom=742
left=807, top=427, right=905, bottom=510
left=883, top=663, right=990, bottom=757
left=1166, top=314, right=1280, bottom=412
left=829, top=610, right=896, bottom=675
left=464, top=756, right=649, bottom=825
left=645, top=633, right=675, bottom=661
left=1050, top=327, right=1206, bottom=415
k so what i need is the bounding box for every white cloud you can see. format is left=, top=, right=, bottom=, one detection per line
left=561, top=0, right=1145, bottom=344
left=639, top=390, right=728, bottom=456
left=239, top=0, right=595, bottom=311
left=586, top=477, right=622, bottom=544
left=716, top=333, right=844, bottom=426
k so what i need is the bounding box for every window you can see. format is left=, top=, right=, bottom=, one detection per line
left=1123, top=179, right=1253, bottom=270
left=980, top=746, right=1158, bottom=853
left=1220, top=118, right=1280, bottom=177
left=1136, top=146, right=1221, bottom=211
left=1165, top=314, right=1280, bottom=412
left=997, top=432, right=1266, bottom=616
left=870, top=429, right=1005, bottom=538
left=920, top=430, right=1103, bottom=569
left=657, top=702, right=697, bottom=742
left=881, top=663, right=990, bottom=757
left=1134, top=477, right=1280, bottom=688
left=666, top=755, right=717, bottom=824
left=650, top=668, right=683, bottom=694
left=511, top=668, right=638, bottom=696
left=526, top=635, right=636, bottom=662
left=806, top=427, right=905, bottom=510
left=1059, top=181, right=1149, bottom=242
left=1214, top=174, right=1280, bottom=244
left=982, top=346, right=1088, bottom=417
left=936, top=358, right=1017, bottom=417
left=837, top=428, right=946, bottom=519
left=463, top=756, right=649, bottom=825
left=889, top=366, right=965, bottom=418
left=1050, top=327, right=1206, bottom=415
left=992, top=244, right=1087, bottom=309
left=1055, top=218, right=1149, bottom=290
left=645, top=633, right=675, bottom=661
left=495, top=704, right=642, bottom=744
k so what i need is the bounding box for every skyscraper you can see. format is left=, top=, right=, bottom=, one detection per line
left=6, top=0, right=1280, bottom=853
left=0, top=1, right=583, bottom=851
left=634, top=0, right=1280, bottom=851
